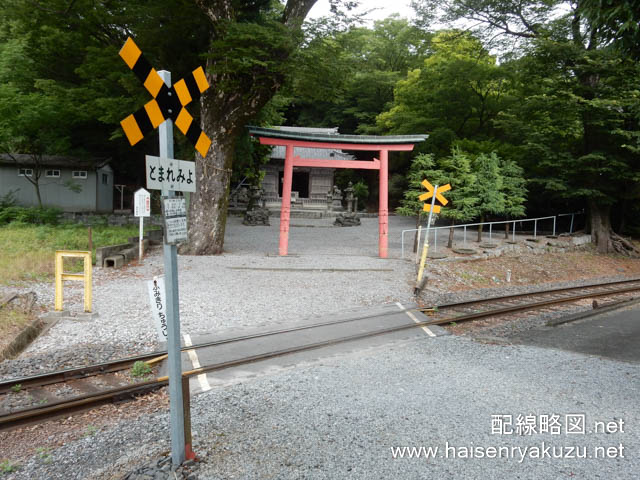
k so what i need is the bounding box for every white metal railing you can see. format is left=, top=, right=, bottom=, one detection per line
left=401, top=215, right=557, bottom=259
left=557, top=211, right=584, bottom=234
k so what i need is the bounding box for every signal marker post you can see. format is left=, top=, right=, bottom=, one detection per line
left=120, top=38, right=211, bottom=466
left=158, top=70, right=186, bottom=466
left=415, top=180, right=451, bottom=294
left=119, top=38, right=211, bottom=466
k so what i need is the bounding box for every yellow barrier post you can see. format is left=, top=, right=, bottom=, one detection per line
left=54, top=250, right=92, bottom=312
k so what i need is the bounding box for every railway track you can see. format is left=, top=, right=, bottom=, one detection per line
left=2, top=276, right=640, bottom=431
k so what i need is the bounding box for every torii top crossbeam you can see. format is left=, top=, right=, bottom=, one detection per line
left=249, top=126, right=427, bottom=258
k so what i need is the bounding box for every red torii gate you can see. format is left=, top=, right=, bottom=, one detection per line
left=249, top=127, right=427, bottom=258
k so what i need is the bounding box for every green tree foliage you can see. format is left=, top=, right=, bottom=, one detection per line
left=377, top=30, right=510, bottom=157
left=412, top=0, right=640, bottom=252
left=0, top=28, right=90, bottom=206
left=287, top=16, right=431, bottom=134
left=0, top=0, right=336, bottom=254
left=579, top=0, right=640, bottom=58
left=398, top=146, right=526, bottom=246
left=499, top=154, right=527, bottom=237
left=495, top=41, right=640, bottom=247
left=471, top=151, right=505, bottom=241
left=397, top=148, right=479, bottom=247
left=0, top=0, right=211, bottom=186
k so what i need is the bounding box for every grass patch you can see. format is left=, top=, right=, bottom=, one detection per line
left=0, top=304, right=35, bottom=354
left=0, top=459, right=18, bottom=474
left=0, top=224, right=160, bottom=285
left=0, top=307, right=32, bottom=335
left=130, top=360, right=153, bottom=378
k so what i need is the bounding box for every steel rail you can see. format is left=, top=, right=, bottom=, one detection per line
left=3, top=276, right=640, bottom=394
left=422, top=284, right=640, bottom=326
left=3, top=280, right=640, bottom=430
left=0, top=309, right=415, bottom=393
left=0, top=379, right=168, bottom=430
left=0, top=354, right=166, bottom=394
left=433, top=276, right=640, bottom=310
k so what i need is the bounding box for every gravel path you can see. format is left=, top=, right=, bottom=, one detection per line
left=0, top=216, right=418, bottom=380
left=0, top=215, right=630, bottom=380
left=4, top=334, right=638, bottom=479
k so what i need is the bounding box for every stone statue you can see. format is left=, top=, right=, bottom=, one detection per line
left=345, top=182, right=355, bottom=213
left=238, top=187, right=249, bottom=204
left=331, top=185, right=343, bottom=210
left=334, top=212, right=361, bottom=227
left=326, top=188, right=333, bottom=212
left=243, top=185, right=270, bottom=226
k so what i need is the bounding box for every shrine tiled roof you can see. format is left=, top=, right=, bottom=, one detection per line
left=249, top=126, right=428, bottom=145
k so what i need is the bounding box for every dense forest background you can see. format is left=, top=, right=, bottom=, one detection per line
left=0, top=0, right=639, bottom=253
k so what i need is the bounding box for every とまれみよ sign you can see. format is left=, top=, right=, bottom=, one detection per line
left=146, top=155, right=196, bottom=193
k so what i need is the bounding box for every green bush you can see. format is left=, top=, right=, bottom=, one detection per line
left=0, top=207, right=20, bottom=225
left=0, top=207, right=62, bottom=226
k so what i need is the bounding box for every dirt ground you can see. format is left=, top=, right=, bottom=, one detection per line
left=430, top=247, right=640, bottom=292
left=0, top=390, right=169, bottom=466
left=0, top=295, right=38, bottom=359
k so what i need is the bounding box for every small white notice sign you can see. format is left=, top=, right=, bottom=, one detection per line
left=146, top=155, right=196, bottom=193
left=162, top=197, right=188, bottom=245
left=163, top=197, right=187, bottom=217
left=134, top=188, right=151, bottom=217
left=147, top=276, right=168, bottom=342
left=165, top=216, right=188, bottom=244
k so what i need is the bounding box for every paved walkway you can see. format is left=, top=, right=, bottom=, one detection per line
left=224, top=214, right=561, bottom=260
left=511, top=305, right=640, bottom=363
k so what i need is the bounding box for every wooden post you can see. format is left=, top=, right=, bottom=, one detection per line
left=88, top=226, right=93, bottom=253
left=182, top=376, right=196, bottom=460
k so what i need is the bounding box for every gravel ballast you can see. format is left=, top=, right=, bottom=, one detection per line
left=3, top=334, right=638, bottom=479
left=1, top=215, right=639, bottom=479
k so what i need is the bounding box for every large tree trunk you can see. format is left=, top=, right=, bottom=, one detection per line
left=34, top=182, right=43, bottom=208
left=476, top=214, right=484, bottom=242
left=183, top=120, right=237, bottom=255
left=588, top=199, right=612, bottom=253
left=183, top=0, right=317, bottom=255
left=412, top=214, right=421, bottom=253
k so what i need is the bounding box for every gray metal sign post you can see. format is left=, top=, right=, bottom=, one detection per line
left=158, top=69, right=186, bottom=466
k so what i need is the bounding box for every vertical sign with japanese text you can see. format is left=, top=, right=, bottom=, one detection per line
left=134, top=188, right=151, bottom=217
left=147, top=276, right=168, bottom=342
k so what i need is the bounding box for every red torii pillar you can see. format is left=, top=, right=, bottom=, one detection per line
left=256, top=136, right=417, bottom=258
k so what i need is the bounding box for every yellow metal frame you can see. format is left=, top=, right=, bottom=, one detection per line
left=55, top=250, right=92, bottom=312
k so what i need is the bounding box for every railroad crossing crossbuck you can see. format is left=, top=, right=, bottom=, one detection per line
left=119, top=37, right=212, bottom=157
left=419, top=180, right=451, bottom=213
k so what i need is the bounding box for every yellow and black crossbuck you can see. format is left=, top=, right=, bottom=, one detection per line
left=119, top=37, right=212, bottom=157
